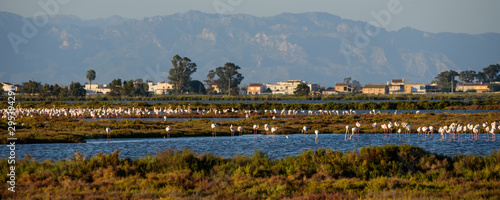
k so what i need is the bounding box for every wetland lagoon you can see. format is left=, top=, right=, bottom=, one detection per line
left=1, top=99, right=500, bottom=199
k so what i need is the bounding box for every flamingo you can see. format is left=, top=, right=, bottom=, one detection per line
left=422, top=127, right=428, bottom=140
left=253, top=124, right=259, bottom=139
left=397, top=128, right=402, bottom=140
left=439, top=127, right=445, bottom=141
left=406, top=125, right=412, bottom=141
left=264, top=124, right=270, bottom=140
left=372, top=122, right=378, bottom=134
left=350, top=127, right=359, bottom=140
left=165, top=126, right=171, bottom=141
left=211, top=123, right=217, bottom=140
left=417, top=127, right=422, bottom=140
left=483, top=122, right=489, bottom=133
left=314, top=130, right=319, bottom=143
left=230, top=125, right=235, bottom=140
left=381, top=124, right=388, bottom=138
left=474, top=124, right=481, bottom=140
left=355, top=122, right=361, bottom=138
left=473, top=125, right=480, bottom=141
left=302, top=126, right=308, bottom=140
left=485, top=126, right=491, bottom=141
left=271, top=127, right=278, bottom=140
left=491, top=122, right=498, bottom=141
left=456, top=125, right=463, bottom=141
left=237, top=126, right=243, bottom=139
left=387, top=122, right=394, bottom=138
left=490, top=123, right=497, bottom=141
left=345, top=125, right=351, bottom=140
left=105, top=127, right=111, bottom=143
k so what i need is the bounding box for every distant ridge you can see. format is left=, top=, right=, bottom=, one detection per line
left=1, top=11, right=499, bottom=85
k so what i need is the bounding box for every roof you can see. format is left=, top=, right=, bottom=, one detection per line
left=324, top=87, right=336, bottom=91
left=458, top=83, right=489, bottom=86
left=392, top=79, right=404, bottom=83
left=335, top=83, right=350, bottom=86
left=363, top=84, right=388, bottom=89
left=249, top=83, right=263, bottom=86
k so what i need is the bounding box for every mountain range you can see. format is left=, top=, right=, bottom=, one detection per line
left=1, top=10, right=499, bottom=87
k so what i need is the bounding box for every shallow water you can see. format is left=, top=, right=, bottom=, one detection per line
left=6, top=133, right=499, bottom=161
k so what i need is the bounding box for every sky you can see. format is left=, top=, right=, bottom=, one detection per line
left=0, top=0, right=499, bottom=34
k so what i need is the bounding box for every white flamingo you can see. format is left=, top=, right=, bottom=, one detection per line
left=491, top=122, right=498, bottom=141
left=372, top=122, right=378, bottom=134
left=264, top=124, right=270, bottom=140
left=230, top=125, right=235, bottom=139
left=387, top=122, right=394, bottom=138
left=406, top=125, right=412, bottom=141
left=355, top=122, right=361, bottom=138
left=165, top=126, right=171, bottom=140
left=422, top=127, right=429, bottom=140
left=253, top=124, right=259, bottom=139
left=211, top=123, right=217, bottom=140
left=315, top=130, right=319, bottom=143
left=345, top=125, right=351, bottom=140
left=271, top=127, right=278, bottom=140
left=485, top=126, right=491, bottom=141
left=473, top=125, right=480, bottom=141
left=105, top=127, right=111, bottom=143
left=350, top=127, right=359, bottom=140
left=237, top=126, right=243, bottom=139
left=302, top=126, right=308, bottom=140
left=381, top=124, right=388, bottom=138
left=417, top=127, right=422, bottom=140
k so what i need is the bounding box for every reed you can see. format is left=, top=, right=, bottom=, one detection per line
left=1, top=144, right=499, bottom=199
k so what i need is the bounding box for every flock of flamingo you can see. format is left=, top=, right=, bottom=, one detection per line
left=1, top=106, right=400, bottom=119
left=104, top=121, right=497, bottom=143
left=2, top=106, right=496, bottom=143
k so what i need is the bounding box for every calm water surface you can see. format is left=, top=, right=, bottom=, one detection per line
left=6, top=134, right=499, bottom=161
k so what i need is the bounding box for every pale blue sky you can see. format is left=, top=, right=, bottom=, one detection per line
left=1, top=0, right=499, bottom=34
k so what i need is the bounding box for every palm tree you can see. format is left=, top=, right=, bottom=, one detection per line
left=86, top=69, right=96, bottom=90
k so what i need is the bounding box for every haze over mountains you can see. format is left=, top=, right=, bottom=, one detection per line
left=1, top=10, right=499, bottom=86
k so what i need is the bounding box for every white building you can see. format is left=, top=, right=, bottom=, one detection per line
left=265, top=80, right=318, bottom=95
left=149, top=82, right=174, bottom=95
left=84, top=84, right=111, bottom=94
left=1, top=82, right=21, bottom=92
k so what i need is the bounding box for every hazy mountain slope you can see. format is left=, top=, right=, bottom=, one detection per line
left=0, top=10, right=499, bottom=86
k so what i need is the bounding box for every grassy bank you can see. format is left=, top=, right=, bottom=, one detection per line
left=1, top=144, right=499, bottom=199
left=1, top=112, right=499, bottom=144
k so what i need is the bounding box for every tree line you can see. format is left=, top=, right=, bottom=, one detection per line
left=10, top=61, right=499, bottom=97
left=165, top=55, right=244, bottom=95
left=15, top=55, right=245, bottom=97
left=433, top=64, right=500, bottom=92
left=16, top=81, right=86, bottom=97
